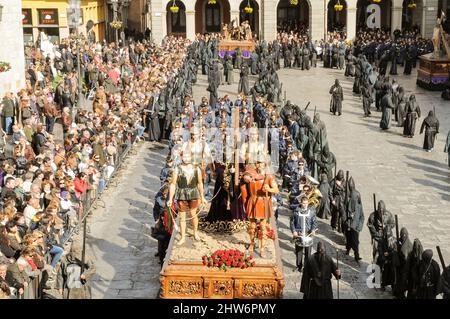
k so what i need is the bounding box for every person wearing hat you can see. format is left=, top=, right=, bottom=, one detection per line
left=300, top=241, right=341, bottom=299
left=225, top=57, right=234, bottom=85
left=240, top=154, right=279, bottom=258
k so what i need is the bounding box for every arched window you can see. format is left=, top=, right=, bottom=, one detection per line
left=277, top=0, right=310, bottom=33
left=239, top=0, right=259, bottom=35
left=327, top=0, right=347, bottom=33
left=167, top=1, right=186, bottom=35
left=205, top=1, right=221, bottom=32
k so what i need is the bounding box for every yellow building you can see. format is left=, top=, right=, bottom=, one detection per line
left=21, top=0, right=106, bottom=45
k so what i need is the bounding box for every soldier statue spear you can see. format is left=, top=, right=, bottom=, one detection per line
left=240, top=154, right=279, bottom=258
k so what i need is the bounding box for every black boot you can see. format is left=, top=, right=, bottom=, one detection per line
left=355, top=252, right=362, bottom=265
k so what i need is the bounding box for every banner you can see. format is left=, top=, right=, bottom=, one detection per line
left=38, top=9, right=59, bottom=25
left=22, top=9, right=32, bottom=26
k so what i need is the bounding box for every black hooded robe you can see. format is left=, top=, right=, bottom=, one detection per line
left=403, top=100, right=421, bottom=137
left=405, top=239, right=423, bottom=299
left=392, top=228, right=413, bottom=298
left=343, top=177, right=365, bottom=260
left=238, top=64, right=250, bottom=95
left=301, top=251, right=340, bottom=299
left=329, top=83, right=343, bottom=115
left=380, top=93, right=394, bottom=130
left=416, top=250, right=441, bottom=299
left=148, top=98, right=161, bottom=142
left=396, top=98, right=406, bottom=127
left=329, top=170, right=345, bottom=231
left=420, top=111, right=439, bottom=151
left=317, top=174, right=332, bottom=219
left=377, top=236, right=397, bottom=288
left=361, top=84, right=372, bottom=117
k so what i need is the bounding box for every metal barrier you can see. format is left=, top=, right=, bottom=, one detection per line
left=30, top=128, right=140, bottom=299
left=63, top=128, right=139, bottom=241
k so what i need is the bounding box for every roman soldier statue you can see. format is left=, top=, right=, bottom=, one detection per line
left=240, top=154, right=279, bottom=258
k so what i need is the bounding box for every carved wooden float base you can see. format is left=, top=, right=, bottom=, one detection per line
left=417, top=53, right=450, bottom=91
left=159, top=218, right=284, bottom=299
left=160, top=261, right=284, bottom=299
left=218, top=40, right=256, bottom=58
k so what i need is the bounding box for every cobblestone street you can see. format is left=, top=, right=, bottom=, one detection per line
left=86, top=63, right=449, bottom=299
left=88, top=142, right=166, bottom=298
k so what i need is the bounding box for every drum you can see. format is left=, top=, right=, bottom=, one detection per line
left=295, top=236, right=313, bottom=248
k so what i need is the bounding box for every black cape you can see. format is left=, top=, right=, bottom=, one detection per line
left=300, top=252, right=339, bottom=299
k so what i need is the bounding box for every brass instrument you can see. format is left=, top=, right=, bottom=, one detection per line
left=308, top=187, right=323, bottom=208
left=297, top=178, right=322, bottom=209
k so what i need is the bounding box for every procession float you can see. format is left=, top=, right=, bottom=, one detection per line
left=417, top=15, right=450, bottom=90
left=218, top=19, right=256, bottom=59
left=160, top=110, right=284, bottom=299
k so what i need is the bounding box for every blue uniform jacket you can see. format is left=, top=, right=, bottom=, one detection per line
left=290, top=208, right=318, bottom=235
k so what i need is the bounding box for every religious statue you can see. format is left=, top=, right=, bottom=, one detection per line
left=432, top=16, right=443, bottom=59
left=220, top=19, right=253, bottom=45
left=240, top=154, right=279, bottom=258
left=167, top=149, right=207, bottom=245
left=222, top=23, right=231, bottom=41
left=242, top=20, right=252, bottom=41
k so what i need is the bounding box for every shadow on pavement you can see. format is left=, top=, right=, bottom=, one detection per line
left=405, top=154, right=450, bottom=171
left=387, top=140, right=423, bottom=151
left=412, top=177, right=450, bottom=193
left=406, top=162, right=449, bottom=177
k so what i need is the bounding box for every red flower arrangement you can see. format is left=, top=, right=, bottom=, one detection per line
left=202, top=249, right=256, bottom=271
left=256, top=224, right=276, bottom=240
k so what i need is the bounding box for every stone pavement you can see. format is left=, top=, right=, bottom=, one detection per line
left=87, top=141, right=167, bottom=299
left=86, top=62, right=449, bottom=299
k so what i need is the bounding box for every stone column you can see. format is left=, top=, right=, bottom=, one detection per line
left=0, top=0, right=25, bottom=96
left=391, top=5, right=403, bottom=34
left=186, top=10, right=196, bottom=40
left=422, top=0, right=439, bottom=38
left=347, top=6, right=357, bottom=40
left=310, top=0, right=326, bottom=41
left=263, top=0, right=277, bottom=41
left=161, top=11, right=167, bottom=38
left=151, top=0, right=165, bottom=44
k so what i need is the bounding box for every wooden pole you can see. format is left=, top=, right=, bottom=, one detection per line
left=234, top=106, right=240, bottom=187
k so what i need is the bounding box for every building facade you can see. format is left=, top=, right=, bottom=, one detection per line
left=148, top=0, right=450, bottom=44
left=21, top=0, right=106, bottom=45
left=0, top=0, right=26, bottom=97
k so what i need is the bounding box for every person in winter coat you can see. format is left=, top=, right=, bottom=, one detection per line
left=56, top=243, right=96, bottom=299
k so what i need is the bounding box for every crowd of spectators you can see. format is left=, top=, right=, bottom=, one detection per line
left=351, top=28, right=433, bottom=64
left=0, top=32, right=190, bottom=299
